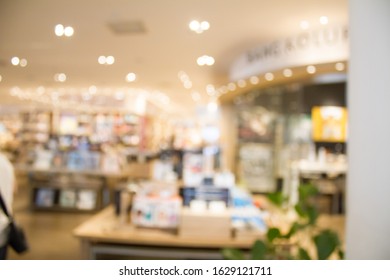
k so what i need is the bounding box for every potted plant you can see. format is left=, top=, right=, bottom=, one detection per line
left=222, top=183, right=344, bottom=260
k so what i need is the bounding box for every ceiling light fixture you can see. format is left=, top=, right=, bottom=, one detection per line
left=306, top=65, right=316, bottom=74
left=11, top=56, right=28, bottom=67
left=126, top=72, right=137, bottom=82
left=237, top=80, right=246, bottom=88
left=178, top=71, right=189, bottom=82
left=335, top=62, right=345, bottom=71
left=54, top=73, right=67, bottom=82
left=55, top=24, right=74, bottom=37
left=250, top=76, right=259, bottom=85
left=11, top=57, right=20, bottom=66
left=220, top=86, right=228, bottom=94
left=0, top=75, right=2, bottom=82
left=265, top=72, right=274, bottom=81
left=98, top=56, right=115, bottom=65
left=197, top=55, right=214, bottom=66
left=283, top=68, right=293, bottom=77
left=189, top=20, right=210, bottom=34
left=19, top=59, right=28, bottom=67
left=106, top=56, right=115, bottom=65
left=228, top=82, right=236, bottom=91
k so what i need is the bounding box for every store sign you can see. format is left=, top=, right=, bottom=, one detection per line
left=230, top=25, right=349, bottom=81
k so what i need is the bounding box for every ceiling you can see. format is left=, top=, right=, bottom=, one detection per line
left=0, top=0, right=348, bottom=116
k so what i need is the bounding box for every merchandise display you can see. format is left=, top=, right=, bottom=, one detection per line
left=130, top=180, right=181, bottom=229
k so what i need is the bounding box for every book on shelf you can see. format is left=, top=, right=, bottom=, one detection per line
left=35, top=188, right=56, bottom=207
left=76, top=190, right=97, bottom=210
left=59, top=189, right=77, bottom=208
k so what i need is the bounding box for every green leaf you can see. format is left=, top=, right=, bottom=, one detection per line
left=221, top=248, right=246, bottom=260
left=267, top=192, right=285, bottom=207
left=284, top=222, right=306, bottom=239
left=314, top=230, right=340, bottom=260
left=298, top=183, right=319, bottom=201
left=251, top=240, right=267, bottom=260
left=307, top=206, right=319, bottom=225
left=338, top=249, right=345, bottom=260
left=298, top=247, right=311, bottom=260
left=267, top=227, right=281, bottom=242
left=294, top=203, right=306, bottom=218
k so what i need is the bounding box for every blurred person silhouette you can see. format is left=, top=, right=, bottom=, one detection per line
left=0, top=152, right=16, bottom=260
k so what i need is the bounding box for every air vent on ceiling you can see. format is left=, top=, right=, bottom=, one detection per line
left=107, top=20, right=147, bottom=35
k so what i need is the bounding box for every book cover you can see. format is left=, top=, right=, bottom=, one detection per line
left=76, top=190, right=97, bottom=210
left=59, top=190, right=77, bottom=208
left=35, top=188, right=56, bottom=207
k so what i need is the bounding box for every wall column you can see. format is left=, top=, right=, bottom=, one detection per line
left=346, top=0, right=390, bottom=259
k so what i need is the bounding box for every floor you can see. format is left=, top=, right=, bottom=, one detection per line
left=7, top=176, right=345, bottom=260
left=8, top=181, right=94, bottom=260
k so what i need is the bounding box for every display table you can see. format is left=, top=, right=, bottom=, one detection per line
left=73, top=206, right=262, bottom=260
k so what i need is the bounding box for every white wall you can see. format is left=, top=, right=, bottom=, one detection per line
left=346, top=0, right=390, bottom=259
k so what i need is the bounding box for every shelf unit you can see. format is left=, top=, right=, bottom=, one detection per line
left=26, top=167, right=129, bottom=212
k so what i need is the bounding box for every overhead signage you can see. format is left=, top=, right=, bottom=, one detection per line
left=230, top=25, right=349, bottom=81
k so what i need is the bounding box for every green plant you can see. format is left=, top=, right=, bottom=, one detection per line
left=223, top=183, right=344, bottom=260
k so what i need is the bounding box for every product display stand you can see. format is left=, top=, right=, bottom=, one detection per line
left=23, top=166, right=129, bottom=212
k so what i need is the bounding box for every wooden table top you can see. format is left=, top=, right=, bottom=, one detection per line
left=73, top=206, right=263, bottom=249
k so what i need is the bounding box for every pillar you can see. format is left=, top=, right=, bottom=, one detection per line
left=346, top=0, right=390, bottom=259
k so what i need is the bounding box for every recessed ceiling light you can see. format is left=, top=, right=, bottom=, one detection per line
left=98, top=56, right=115, bottom=65
left=249, top=76, right=259, bottom=85
left=178, top=71, right=189, bottom=82
left=98, top=56, right=106, bottom=64
left=126, top=72, right=137, bottom=82
left=64, top=26, right=74, bottom=37
left=54, top=73, right=66, bottom=82
left=106, top=56, right=115, bottom=65
left=220, top=86, right=228, bottom=94
left=200, top=21, right=210, bottom=31
left=300, top=20, right=309, bottom=30
left=306, top=65, right=316, bottom=74
left=0, top=75, right=2, bottom=82
left=189, top=20, right=210, bottom=34
left=189, top=20, right=200, bottom=31
left=335, top=62, right=345, bottom=71
left=228, top=82, right=236, bottom=91
left=265, top=72, right=274, bottom=81
left=11, top=57, right=20, bottom=66
left=55, top=24, right=74, bottom=37
left=55, top=24, right=64, bottom=36
left=320, top=16, right=329, bottom=25
left=19, top=58, right=28, bottom=67
left=237, top=80, right=246, bottom=88
left=283, top=68, right=293, bottom=77
left=197, top=55, right=214, bottom=66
